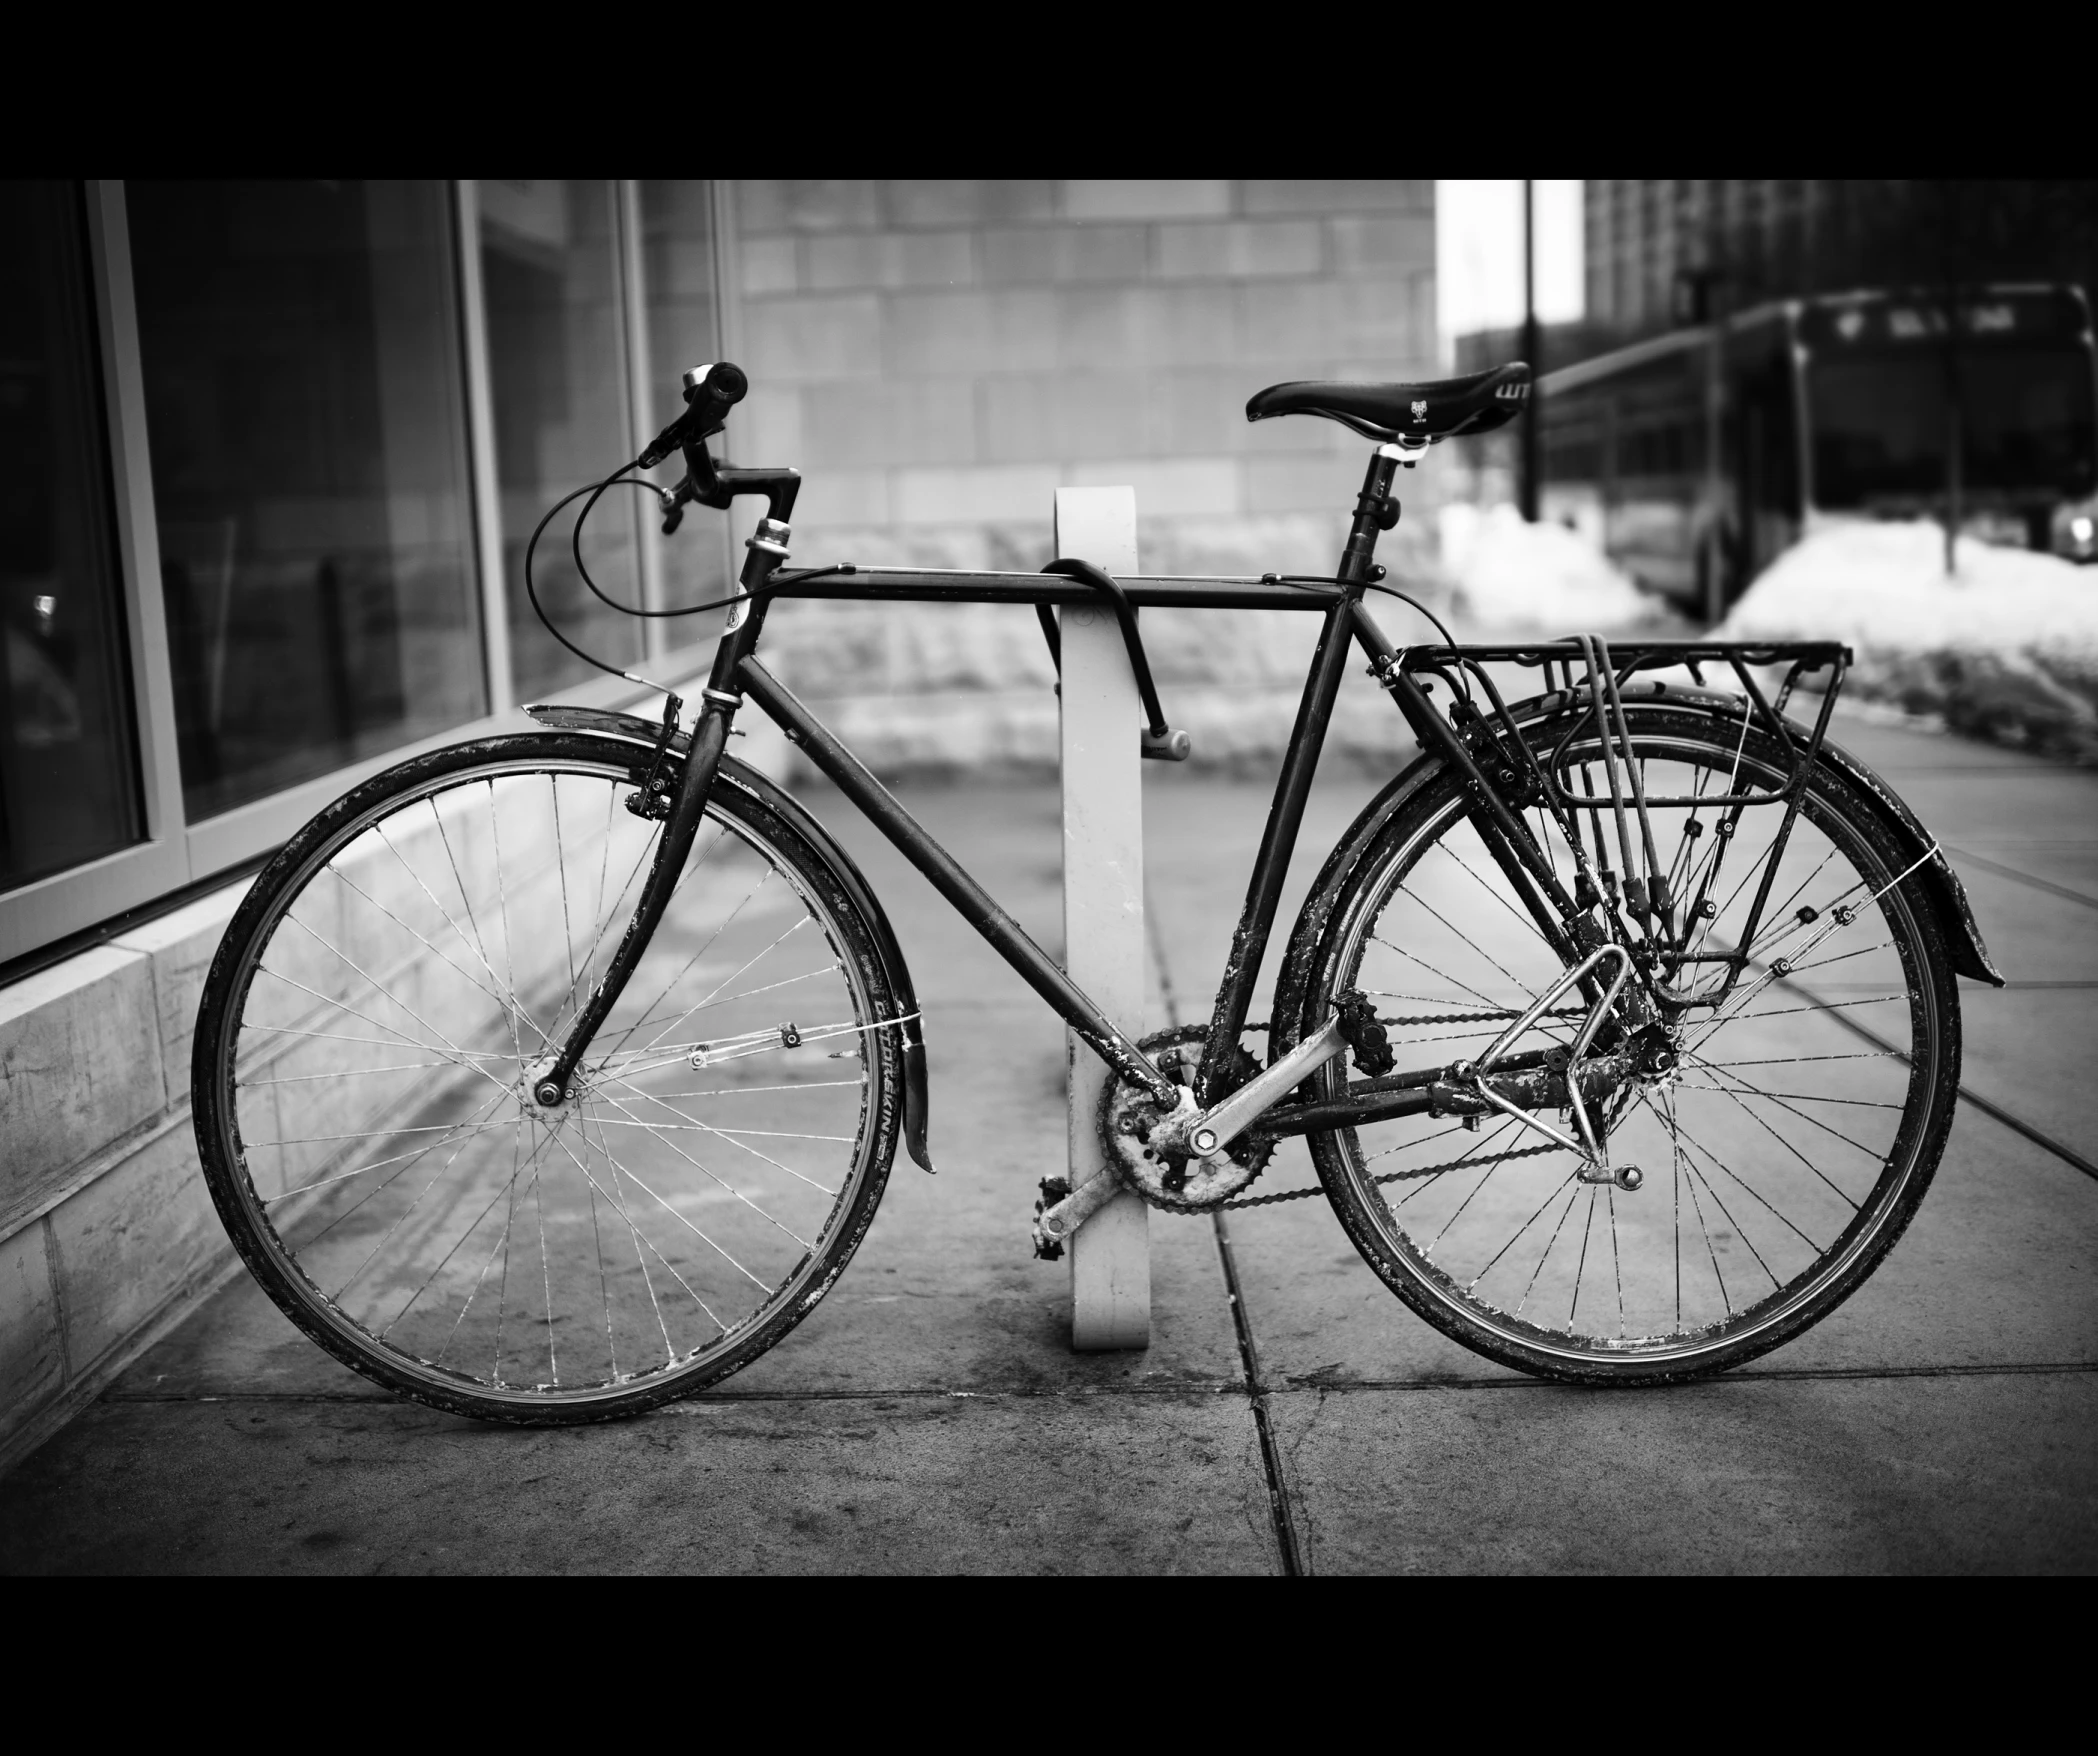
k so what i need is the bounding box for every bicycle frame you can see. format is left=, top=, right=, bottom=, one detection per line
left=534, top=438, right=1942, bottom=1150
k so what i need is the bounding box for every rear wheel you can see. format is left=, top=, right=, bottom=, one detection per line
left=1287, top=705, right=1960, bottom=1384
left=192, top=733, right=902, bottom=1424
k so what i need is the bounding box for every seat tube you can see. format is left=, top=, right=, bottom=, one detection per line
left=1193, top=447, right=1403, bottom=1100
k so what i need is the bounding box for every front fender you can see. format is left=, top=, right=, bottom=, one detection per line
left=524, top=703, right=938, bottom=1169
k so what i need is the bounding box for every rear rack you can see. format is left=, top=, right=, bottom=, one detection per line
left=1395, top=639, right=1850, bottom=812
left=1385, top=636, right=1852, bottom=1006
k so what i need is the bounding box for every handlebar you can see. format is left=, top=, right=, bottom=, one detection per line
left=640, top=359, right=801, bottom=529
left=637, top=360, right=748, bottom=470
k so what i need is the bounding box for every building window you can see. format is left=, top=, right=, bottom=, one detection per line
left=640, top=180, right=732, bottom=615
left=0, top=182, right=142, bottom=893
left=478, top=180, right=645, bottom=699
left=0, top=179, right=722, bottom=969
left=128, top=179, right=486, bottom=822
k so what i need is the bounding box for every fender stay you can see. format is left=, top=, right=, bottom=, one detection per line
left=523, top=703, right=937, bottom=1169
left=1269, top=685, right=2003, bottom=1055
left=1631, top=687, right=2005, bottom=986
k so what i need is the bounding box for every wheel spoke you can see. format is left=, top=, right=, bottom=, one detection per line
left=354, top=830, right=548, bottom=1052
left=200, top=752, right=893, bottom=1417
left=634, top=912, right=810, bottom=1058
left=1658, top=1099, right=1829, bottom=1259
left=575, top=1105, right=680, bottom=1354
left=1421, top=1117, right=1530, bottom=1245
left=591, top=859, right=773, bottom=1068
left=1465, top=1166, right=1582, bottom=1294
left=1512, top=1178, right=1583, bottom=1318
left=591, top=1086, right=827, bottom=1239
left=546, top=1123, right=730, bottom=1335
left=268, top=926, right=515, bottom=1104
left=1369, top=933, right=1523, bottom=1022
left=1683, top=1048, right=1893, bottom=1163
left=434, top=1124, right=544, bottom=1367
left=1316, top=718, right=1944, bottom=1373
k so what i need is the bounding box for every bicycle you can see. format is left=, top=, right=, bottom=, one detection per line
left=191, top=359, right=2005, bottom=1424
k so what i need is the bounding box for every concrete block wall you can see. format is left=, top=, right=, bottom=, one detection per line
left=0, top=182, right=1447, bottom=1466
left=1, top=883, right=252, bottom=1471
left=0, top=758, right=699, bottom=1470
left=724, top=180, right=1446, bottom=775
left=729, top=179, right=1439, bottom=577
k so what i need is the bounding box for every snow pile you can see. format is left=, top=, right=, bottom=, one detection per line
left=1438, top=502, right=1652, bottom=632
left=1719, top=519, right=2098, bottom=761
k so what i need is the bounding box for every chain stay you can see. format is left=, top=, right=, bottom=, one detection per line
left=1222, top=1141, right=1563, bottom=1210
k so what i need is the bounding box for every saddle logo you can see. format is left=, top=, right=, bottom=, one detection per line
left=1495, top=381, right=1529, bottom=401
left=1410, top=399, right=1427, bottom=422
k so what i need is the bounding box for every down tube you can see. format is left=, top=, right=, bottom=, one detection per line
left=734, top=656, right=1179, bottom=1108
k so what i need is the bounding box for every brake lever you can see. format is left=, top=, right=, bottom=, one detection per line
left=658, top=475, right=695, bottom=535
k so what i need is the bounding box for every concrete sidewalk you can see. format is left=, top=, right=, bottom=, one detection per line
left=3, top=715, right=2094, bottom=1573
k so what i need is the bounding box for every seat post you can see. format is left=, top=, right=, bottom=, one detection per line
left=1339, top=442, right=1408, bottom=583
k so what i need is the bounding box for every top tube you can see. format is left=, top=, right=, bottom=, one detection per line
left=764, top=568, right=1346, bottom=611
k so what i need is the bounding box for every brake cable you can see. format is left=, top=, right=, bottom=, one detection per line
left=522, top=459, right=850, bottom=687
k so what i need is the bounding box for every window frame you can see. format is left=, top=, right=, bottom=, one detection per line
left=0, top=177, right=731, bottom=966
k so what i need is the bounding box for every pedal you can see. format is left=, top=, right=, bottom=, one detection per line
left=1031, top=1177, right=1069, bottom=1260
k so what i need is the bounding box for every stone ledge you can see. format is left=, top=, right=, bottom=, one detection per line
left=0, top=944, right=163, bottom=1226
left=48, top=1122, right=227, bottom=1371
left=109, top=879, right=253, bottom=1116
left=0, top=1108, right=189, bottom=1246
left=0, top=1238, right=243, bottom=1481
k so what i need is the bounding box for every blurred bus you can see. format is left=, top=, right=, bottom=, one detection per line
left=1537, top=283, right=2098, bottom=620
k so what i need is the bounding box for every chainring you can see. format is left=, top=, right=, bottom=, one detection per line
left=1097, top=1026, right=1278, bottom=1214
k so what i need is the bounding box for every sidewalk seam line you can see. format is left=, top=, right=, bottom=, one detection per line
left=1946, top=846, right=2098, bottom=912
left=1148, top=897, right=1305, bottom=1579
left=1212, top=1209, right=1307, bottom=1578
left=98, top=1357, right=2098, bottom=1410
left=1782, top=970, right=2098, bottom=1184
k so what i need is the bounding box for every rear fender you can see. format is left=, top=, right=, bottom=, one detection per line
left=1270, top=683, right=2002, bottom=1051
left=524, top=704, right=937, bottom=1168
left=1623, top=686, right=2005, bottom=987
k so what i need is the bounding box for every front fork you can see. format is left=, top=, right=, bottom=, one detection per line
left=531, top=518, right=790, bottom=1104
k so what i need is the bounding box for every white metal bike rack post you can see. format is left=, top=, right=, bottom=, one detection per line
left=1054, top=485, right=1150, bottom=1351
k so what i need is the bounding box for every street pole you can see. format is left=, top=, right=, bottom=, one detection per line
left=1520, top=178, right=1541, bottom=523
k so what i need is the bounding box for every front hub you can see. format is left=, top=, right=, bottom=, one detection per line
left=524, top=1056, right=579, bottom=1116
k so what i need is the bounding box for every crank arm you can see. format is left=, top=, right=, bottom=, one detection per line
left=1032, top=1168, right=1128, bottom=1250
left=1160, top=1017, right=1347, bottom=1158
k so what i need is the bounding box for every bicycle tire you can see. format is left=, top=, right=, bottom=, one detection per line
left=192, top=732, right=902, bottom=1424
left=1276, top=702, right=1960, bottom=1384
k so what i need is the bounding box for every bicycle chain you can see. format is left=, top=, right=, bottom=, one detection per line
left=1221, top=1142, right=1563, bottom=1210
left=1374, top=1006, right=1587, bottom=1029
left=1169, top=1007, right=1584, bottom=1213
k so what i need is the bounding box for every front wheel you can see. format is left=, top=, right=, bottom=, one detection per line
left=192, top=733, right=903, bottom=1424
left=1285, top=705, right=1961, bottom=1385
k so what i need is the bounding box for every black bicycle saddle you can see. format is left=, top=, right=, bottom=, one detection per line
left=1245, top=361, right=1531, bottom=443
